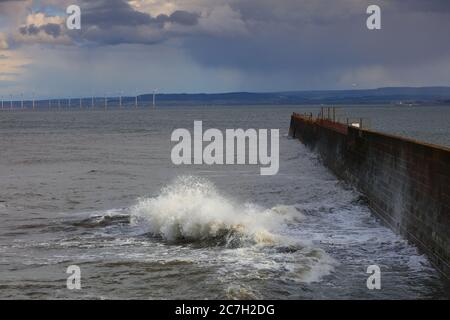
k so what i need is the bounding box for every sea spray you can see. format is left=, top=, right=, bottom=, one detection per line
left=130, top=176, right=302, bottom=246
left=128, top=176, right=336, bottom=283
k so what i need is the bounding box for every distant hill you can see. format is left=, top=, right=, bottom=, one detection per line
left=138, top=87, right=450, bottom=106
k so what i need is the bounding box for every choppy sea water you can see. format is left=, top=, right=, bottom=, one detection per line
left=0, top=105, right=449, bottom=299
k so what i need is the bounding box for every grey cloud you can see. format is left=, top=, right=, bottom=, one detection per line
left=157, top=10, right=200, bottom=26
left=168, top=10, right=199, bottom=26
left=184, top=1, right=450, bottom=65
left=19, top=23, right=61, bottom=38
left=81, top=0, right=152, bottom=28
left=10, top=0, right=199, bottom=46
left=67, top=0, right=199, bottom=45
left=3, top=0, right=450, bottom=91
left=80, top=0, right=198, bottom=28
left=19, top=24, right=39, bottom=35
left=42, top=23, right=61, bottom=38
left=74, top=25, right=165, bottom=46
left=387, top=0, right=450, bottom=13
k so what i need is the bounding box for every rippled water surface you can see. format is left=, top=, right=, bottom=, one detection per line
left=0, top=105, right=449, bottom=299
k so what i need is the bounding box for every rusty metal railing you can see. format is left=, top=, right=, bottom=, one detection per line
left=292, top=107, right=372, bottom=133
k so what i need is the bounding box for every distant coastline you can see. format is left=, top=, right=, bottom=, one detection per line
left=138, top=86, right=450, bottom=106
left=3, top=87, right=450, bottom=108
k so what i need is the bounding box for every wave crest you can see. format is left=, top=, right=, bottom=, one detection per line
left=130, top=176, right=302, bottom=247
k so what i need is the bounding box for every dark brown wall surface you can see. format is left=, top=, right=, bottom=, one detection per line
left=289, top=113, right=450, bottom=278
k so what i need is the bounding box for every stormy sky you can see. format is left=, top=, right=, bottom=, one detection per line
left=0, top=0, right=450, bottom=98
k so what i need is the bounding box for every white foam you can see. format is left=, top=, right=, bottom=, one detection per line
left=130, top=176, right=300, bottom=245
left=128, top=176, right=336, bottom=283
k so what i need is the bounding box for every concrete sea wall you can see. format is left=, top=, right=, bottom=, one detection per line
left=289, top=113, right=450, bottom=278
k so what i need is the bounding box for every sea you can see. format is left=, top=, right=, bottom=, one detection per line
left=0, top=104, right=449, bottom=299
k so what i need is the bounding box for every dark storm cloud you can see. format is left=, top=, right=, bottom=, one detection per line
left=8, top=0, right=199, bottom=46
left=3, top=0, right=450, bottom=91
left=179, top=0, right=450, bottom=78
left=81, top=0, right=199, bottom=28
left=42, top=23, right=61, bottom=38
left=157, top=10, right=200, bottom=26
left=65, top=0, right=199, bottom=45
left=19, top=24, right=38, bottom=35
left=19, top=23, right=61, bottom=38
left=81, top=0, right=152, bottom=28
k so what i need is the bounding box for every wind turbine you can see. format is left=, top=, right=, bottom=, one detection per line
left=153, top=89, right=157, bottom=108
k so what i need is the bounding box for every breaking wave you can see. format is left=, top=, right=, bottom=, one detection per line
left=60, top=176, right=337, bottom=285
left=130, top=176, right=303, bottom=247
